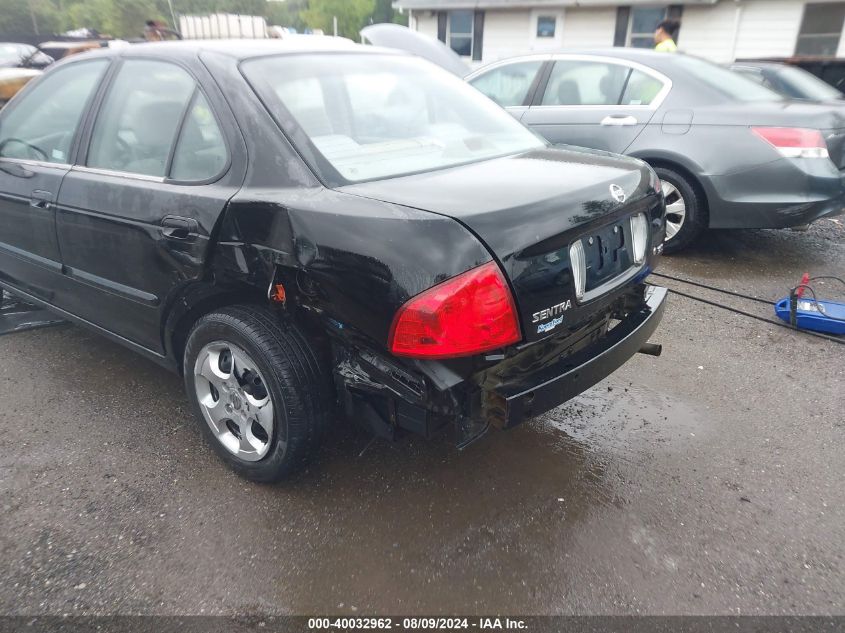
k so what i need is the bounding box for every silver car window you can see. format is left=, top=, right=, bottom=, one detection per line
left=621, top=69, right=665, bottom=105
left=469, top=60, right=543, bottom=108
left=541, top=61, right=629, bottom=106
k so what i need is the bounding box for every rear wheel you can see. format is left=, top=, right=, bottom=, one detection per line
left=653, top=166, right=707, bottom=253
left=184, top=305, right=330, bottom=482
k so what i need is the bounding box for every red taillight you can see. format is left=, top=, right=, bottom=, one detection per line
left=389, top=261, right=521, bottom=359
left=751, top=127, right=829, bottom=158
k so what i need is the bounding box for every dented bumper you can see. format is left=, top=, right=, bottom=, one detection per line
left=486, top=285, right=667, bottom=429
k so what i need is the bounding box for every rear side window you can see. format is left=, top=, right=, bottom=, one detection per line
left=87, top=59, right=195, bottom=177
left=541, top=61, right=629, bottom=106
left=0, top=60, right=108, bottom=164
left=470, top=61, right=543, bottom=108
left=170, top=92, right=227, bottom=181
left=620, top=69, right=665, bottom=105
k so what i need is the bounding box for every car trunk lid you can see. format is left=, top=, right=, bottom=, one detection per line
left=340, top=147, right=658, bottom=343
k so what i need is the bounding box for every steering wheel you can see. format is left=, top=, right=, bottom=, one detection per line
left=0, top=137, right=49, bottom=162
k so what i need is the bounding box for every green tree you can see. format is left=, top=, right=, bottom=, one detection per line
left=64, top=0, right=162, bottom=37
left=265, top=0, right=308, bottom=30
left=301, top=0, right=374, bottom=39
left=0, top=0, right=63, bottom=36
left=372, top=0, right=407, bottom=26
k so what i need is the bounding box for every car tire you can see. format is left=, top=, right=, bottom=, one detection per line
left=183, top=305, right=331, bottom=482
left=653, top=166, right=707, bottom=254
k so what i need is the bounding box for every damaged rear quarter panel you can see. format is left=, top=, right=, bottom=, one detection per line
left=218, top=186, right=493, bottom=349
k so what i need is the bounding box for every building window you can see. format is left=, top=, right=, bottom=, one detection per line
left=628, top=6, right=667, bottom=48
left=448, top=10, right=474, bottom=57
left=796, top=3, right=845, bottom=56
left=537, top=16, right=557, bottom=38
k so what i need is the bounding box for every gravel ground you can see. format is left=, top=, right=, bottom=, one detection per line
left=0, top=219, right=842, bottom=616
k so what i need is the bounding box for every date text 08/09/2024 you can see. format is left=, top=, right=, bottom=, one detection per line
left=307, top=617, right=528, bottom=630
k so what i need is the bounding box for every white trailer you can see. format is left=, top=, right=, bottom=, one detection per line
left=179, top=14, right=268, bottom=39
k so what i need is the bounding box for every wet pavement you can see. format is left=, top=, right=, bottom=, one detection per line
left=0, top=219, right=843, bottom=616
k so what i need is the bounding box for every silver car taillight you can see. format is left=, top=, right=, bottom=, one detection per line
left=569, top=239, right=586, bottom=300
left=630, top=213, right=649, bottom=264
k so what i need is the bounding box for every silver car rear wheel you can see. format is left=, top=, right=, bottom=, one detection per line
left=193, top=340, right=275, bottom=462
left=661, top=180, right=687, bottom=241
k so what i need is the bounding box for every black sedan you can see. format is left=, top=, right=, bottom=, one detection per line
left=0, top=40, right=666, bottom=481
left=465, top=50, right=845, bottom=251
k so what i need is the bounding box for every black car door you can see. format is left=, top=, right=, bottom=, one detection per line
left=0, top=59, right=109, bottom=303
left=55, top=56, right=246, bottom=354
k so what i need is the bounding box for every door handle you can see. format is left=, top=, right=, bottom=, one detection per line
left=29, top=189, right=53, bottom=210
left=160, top=216, right=198, bottom=241
left=600, top=115, right=638, bottom=127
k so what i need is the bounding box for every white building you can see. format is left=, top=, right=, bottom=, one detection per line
left=393, top=0, right=845, bottom=65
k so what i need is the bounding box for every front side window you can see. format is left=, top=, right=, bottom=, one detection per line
left=0, top=59, right=108, bottom=164
left=796, top=3, right=845, bottom=56
left=242, top=54, right=544, bottom=185
left=629, top=6, right=667, bottom=48
left=542, top=61, right=629, bottom=106
left=537, top=16, right=557, bottom=38
left=87, top=59, right=195, bottom=177
left=448, top=10, right=474, bottom=57
left=470, top=61, right=543, bottom=108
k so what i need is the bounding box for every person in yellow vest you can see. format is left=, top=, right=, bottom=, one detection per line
left=654, top=19, right=679, bottom=52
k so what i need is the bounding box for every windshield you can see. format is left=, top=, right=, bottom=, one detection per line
left=776, top=65, right=843, bottom=100
left=241, top=53, right=544, bottom=185
left=674, top=55, right=782, bottom=102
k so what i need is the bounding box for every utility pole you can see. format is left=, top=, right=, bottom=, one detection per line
left=27, top=0, right=39, bottom=35
left=167, top=0, right=178, bottom=31
left=333, top=15, right=338, bottom=37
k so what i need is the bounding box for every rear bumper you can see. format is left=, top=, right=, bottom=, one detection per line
left=488, top=285, right=667, bottom=428
left=702, top=159, right=845, bottom=229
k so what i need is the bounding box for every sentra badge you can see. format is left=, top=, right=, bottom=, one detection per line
left=532, top=299, right=572, bottom=333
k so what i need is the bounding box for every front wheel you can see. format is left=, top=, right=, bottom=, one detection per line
left=653, top=166, right=707, bottom=254
left=183, top=305, right=331, bottom=482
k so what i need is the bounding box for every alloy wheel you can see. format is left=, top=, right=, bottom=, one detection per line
left=193, top=341, right=275, bottom=462
left=661, top=180, right=687, bottom=241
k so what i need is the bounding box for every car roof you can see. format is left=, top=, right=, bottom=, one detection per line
left=475, top=48, right=700, bottom=72
left=74, top=37, right=395, bottom=61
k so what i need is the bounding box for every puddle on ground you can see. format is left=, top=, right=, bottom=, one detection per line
left=259, top=376, right=708, bottom=613
left=536, top=377, right=705, bottom=454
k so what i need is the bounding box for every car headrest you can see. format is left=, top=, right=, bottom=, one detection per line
left=557, top=80, right=581, bottom=105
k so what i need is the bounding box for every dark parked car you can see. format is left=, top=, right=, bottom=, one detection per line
left=729, top=61, right=845, bottom=102
left=0, top=42, right=54, bottom=69
left=738, top=57, right=845, bottom=92
left=0, top=40, right=666, bottom=481
left=465, top=50, right=845, bottom=251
